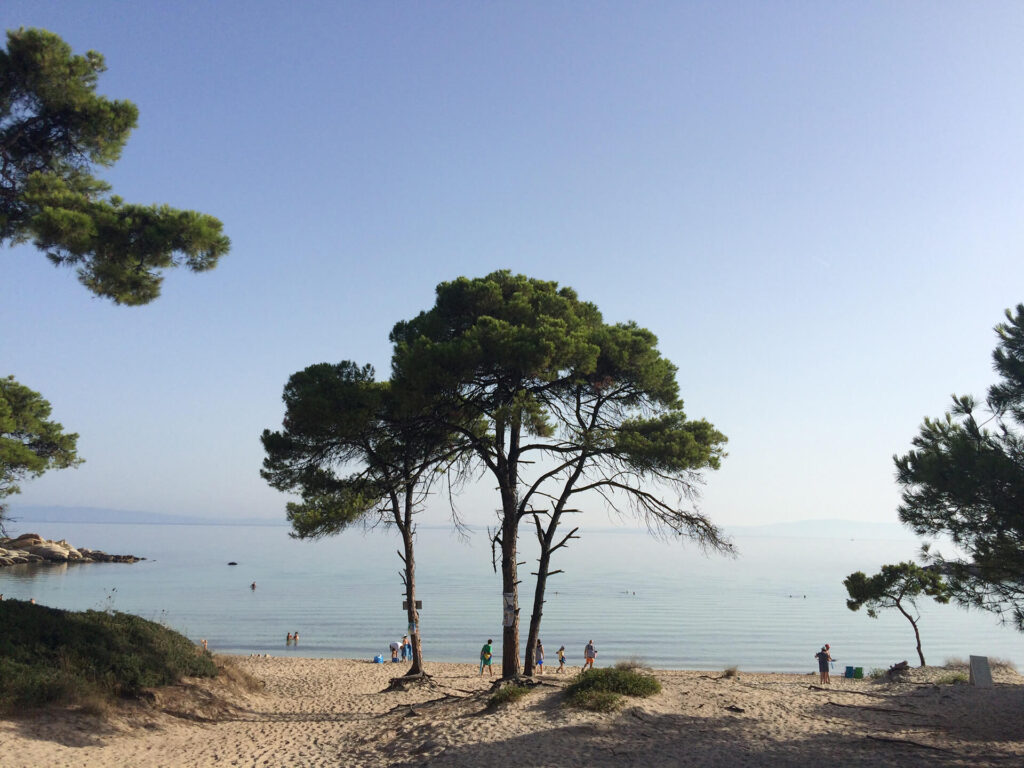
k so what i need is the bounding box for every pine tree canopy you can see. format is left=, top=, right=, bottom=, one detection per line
left=0, top=375, right=82, bottom=531
left=895, top=304, right=1024, bottom=630
left=1, top=28, right=229, bottom=305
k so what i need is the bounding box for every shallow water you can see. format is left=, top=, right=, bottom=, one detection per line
left=1, top=522, right=1020, bottom=673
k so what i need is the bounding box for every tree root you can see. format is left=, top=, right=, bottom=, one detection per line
left=865, top=734, right=957, bottom=753
left=807, top=685, right=888, bottom=699
left=384, top=671, right=434, bottom=692
left=827, top=701, right=927, bottom=716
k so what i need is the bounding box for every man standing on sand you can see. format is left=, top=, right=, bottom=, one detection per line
left=480, top=639, right=493, bottom=676
left=815, top=644, right=832, bottom=684
left=583, top=640, right=597, bottom=671
left=400, top=635, right=409, bottom=661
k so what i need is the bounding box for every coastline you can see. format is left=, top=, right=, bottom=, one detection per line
left=1, top=656, right=1021, bottom=767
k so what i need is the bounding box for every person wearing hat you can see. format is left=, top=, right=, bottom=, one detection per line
left=815, top=644, right=833, bottom=684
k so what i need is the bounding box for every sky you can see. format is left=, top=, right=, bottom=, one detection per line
left=3, top=1, right=1024, bottom=529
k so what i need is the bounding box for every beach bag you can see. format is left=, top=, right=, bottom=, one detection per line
left=373, top=654, right=384, bottom=664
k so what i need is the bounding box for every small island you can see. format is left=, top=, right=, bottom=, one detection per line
left=0, top=533, right=141, bottom=568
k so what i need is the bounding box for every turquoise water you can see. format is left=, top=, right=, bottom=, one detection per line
left=1, top=522, right=1020, bottom=673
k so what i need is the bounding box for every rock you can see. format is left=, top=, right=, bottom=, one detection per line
left=0, top=536, right=139, bottom=568
left=26, top=543, right=69, bottom=562
left=10, top=533, right=43, bottom=547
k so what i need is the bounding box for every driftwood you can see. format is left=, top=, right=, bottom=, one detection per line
left=887, top=661, right=910, bottom=679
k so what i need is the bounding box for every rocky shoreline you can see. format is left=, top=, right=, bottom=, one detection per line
left=0, top=533, right=141, bottom=567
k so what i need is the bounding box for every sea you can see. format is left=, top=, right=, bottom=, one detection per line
left=1, top=522, right=1020, bottom=674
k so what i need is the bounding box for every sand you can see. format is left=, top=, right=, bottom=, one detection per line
left=1, top=656, right=1022, bottom=767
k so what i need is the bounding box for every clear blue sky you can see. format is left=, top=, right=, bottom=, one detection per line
left=3, top=1, right=1024, bottom=527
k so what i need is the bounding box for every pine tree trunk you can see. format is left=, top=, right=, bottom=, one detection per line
left=896, top=600, right=926, bottom=666
left=500, top=507, right=520, bottom=678
left=402, top=525, right=423, bottom=676
left=523, top=540, right=552, bottom=676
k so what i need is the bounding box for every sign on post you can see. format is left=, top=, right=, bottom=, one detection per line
left=402, top=600, right=422, bottom=610
left=503, top=592, right=515, bottom=627
left=969, top=655, right=993, bottom=688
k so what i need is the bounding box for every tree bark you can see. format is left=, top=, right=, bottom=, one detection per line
left=500, top=490, right=520, bottom=678
left=523, top=528, right=554, bottom=676
left=524, top=457, right=585, bottom=676
left=402, top=524, right=424, bottom=676
left=896, top=600, right=926, bottom=666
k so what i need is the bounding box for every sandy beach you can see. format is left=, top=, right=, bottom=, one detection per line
left=1, top=656, right=1022, bottom=767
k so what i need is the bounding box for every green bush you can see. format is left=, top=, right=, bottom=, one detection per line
left=935, top=671, right=968, bottom=685
left=0, top=599, right=216, bottom=712
left=565, top=667, right=661, bottom=712
left=489, top=683, right=531, bottom=707
left=868, top=668, right=887, bottom=679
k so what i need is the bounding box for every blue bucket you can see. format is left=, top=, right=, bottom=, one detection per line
left=845, top=666, right=854, bottom=678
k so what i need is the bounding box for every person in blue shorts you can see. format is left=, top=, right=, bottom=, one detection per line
left=535, top=638, right=545, bottom=675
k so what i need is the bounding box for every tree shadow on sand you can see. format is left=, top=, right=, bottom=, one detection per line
left=382, top=691, right=1024, bottom=768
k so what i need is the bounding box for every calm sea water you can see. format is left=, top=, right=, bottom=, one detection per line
left=1, top=522, right=1020, bottom=673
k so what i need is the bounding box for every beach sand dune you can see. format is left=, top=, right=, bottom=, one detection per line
left=1, top=657, right=1021, bottom=767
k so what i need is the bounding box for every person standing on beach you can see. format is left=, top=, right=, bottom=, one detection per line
left=535, top=638, right=545, bottom=675
left=400, top=635, right=409, bottom=661
left=390, top=639, right=400, bottom=662
left=815, top=644, right=832, bottom=684
left=480, top=639, right=493, bottom=676
left=557, top=645, right=566, bottom=673
left=583, top=640, right=597, bottom=671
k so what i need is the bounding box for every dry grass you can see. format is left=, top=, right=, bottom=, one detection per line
left=614, top=656, right=652, bottom=673
left=944, top=656, right=1018, bottom=672
left=215, top=656, right=264, bottom=693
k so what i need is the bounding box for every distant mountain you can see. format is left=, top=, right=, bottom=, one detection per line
left=5, top=505, right=286, bottom=527
left=727, top=519, right=915, bottom=540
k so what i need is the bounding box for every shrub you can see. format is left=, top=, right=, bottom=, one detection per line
left=565, top=667, right=661, bottom=712
left=935, top=671, right=969, bottom=685
left=0, top=599, right=217, bottom=712
left=614, top=656, right=652, bottom=673
left=722, top=665, right=739, bottom=678
left=868, top=668, right=887, bottom=680
left=489, top=683, right=531, bottom=707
